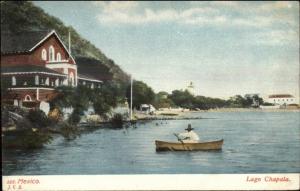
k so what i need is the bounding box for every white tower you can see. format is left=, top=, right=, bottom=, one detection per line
left=186, top=81, right=195, bottom=95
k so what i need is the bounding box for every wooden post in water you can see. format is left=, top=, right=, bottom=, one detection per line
left=130, top=75, right=133, bottom=121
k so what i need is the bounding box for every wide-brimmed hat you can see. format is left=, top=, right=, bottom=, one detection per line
left=185, top=124, right=194, bottom=131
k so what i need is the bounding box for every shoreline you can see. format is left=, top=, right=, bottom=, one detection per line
left=133, top=108, right=299, bottom=121
left=191, top=108, right=300, bottom=113
left=156, top=108, right=300, bottom=114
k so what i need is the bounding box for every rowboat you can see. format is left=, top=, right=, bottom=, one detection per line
left=155, top=139, right=224, bottom=151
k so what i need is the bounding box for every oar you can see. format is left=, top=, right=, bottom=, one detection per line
left=173, top=133, right=186, bottom=150
left=173, top=133, right=181, bottom=141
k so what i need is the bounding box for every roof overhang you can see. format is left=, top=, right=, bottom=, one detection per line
left=268, top=95, right=294, bottom=98
left=2, top=71, right=67, bottom=77
left=78, top=76, right=103, bottom=83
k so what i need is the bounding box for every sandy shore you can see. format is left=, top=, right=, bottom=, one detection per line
left=134, top=112, right=201, bottom=120
left=134, top=108, right=299, bottom=120
left=133, top=108, right=298, bottom=120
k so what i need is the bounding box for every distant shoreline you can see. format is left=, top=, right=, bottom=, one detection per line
left=155, top=108, right=300, bottom=115
left=191, top=108, right=300, bottom=113
left=134, top=108, right=299, bottom=120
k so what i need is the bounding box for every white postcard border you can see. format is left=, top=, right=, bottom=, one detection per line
left=2, top=173, right=300, bottom=191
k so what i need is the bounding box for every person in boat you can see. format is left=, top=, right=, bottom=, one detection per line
left=175, top=124, right=200, bottom=143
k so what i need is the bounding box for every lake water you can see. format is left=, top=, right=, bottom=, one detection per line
left=3, top=111, right=300, bottom=175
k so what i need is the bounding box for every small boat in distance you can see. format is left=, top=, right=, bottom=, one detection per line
left=155, top=139, right=224, bottom=151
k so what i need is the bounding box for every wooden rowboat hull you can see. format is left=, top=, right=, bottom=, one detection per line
left=155, top=139, right=223, bottom=151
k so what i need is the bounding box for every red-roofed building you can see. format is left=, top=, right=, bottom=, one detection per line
left=267, top=94, right=296, bottom=105
left=1, top=30, right=102, bottom=112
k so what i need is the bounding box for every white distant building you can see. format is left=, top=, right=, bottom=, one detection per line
left=267, top=94, right=297, bottom=105
left=140, top=104, right=156, bottom=114
left=186, top=81, right=195, bottom=95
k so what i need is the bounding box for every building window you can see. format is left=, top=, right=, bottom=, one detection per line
left=35, top=75, right=39, bottom=85
left=24, top=95, right=32, bottom=101
left=91, top=83, right=94, bottom=89
left=57, top=52, right=61, bottom=61
left=45, top=77, right=49, bottom=86
left=42, top=49, right=47, bottom=60
left=55, top=78, right=59, bottom=86
left=69, top=72, right=75, bottom=86
left=49, top=45, right=55, bottom=61
left=13, top=99, right=18, bottom=106
left=83, top=81, right=86, bottom=85
left=12, top=76, right=16, bottom=86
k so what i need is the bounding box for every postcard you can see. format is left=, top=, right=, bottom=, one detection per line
left=2, top=1, right=299, bottom=190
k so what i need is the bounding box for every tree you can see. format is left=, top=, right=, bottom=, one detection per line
left=227, top=95, right=246, bottom=107
left=50, top=86, right=76, bottom=108
left=51, top=82, right=125, bottom=123
left=193, top=96, right=208, bottom=110
left=168, top=90, right=195, bottom=109
left=192, top=96, right=228, bottom=110
left=99, top=81, right=123, bottom=108
left=153, top=97, right=175, bottom=109
left=252, top=95, right=264, bottom=106
left=92, top=81, right=125, bottom=119
left=152, top=91, right=175, bottom=109
left=156, top=91, right=169, bottom=99
left=226, top=94, right=264, bottom=108
left=1, top=76, right=11, bottom=103
left=50, top=85, right=94, bottom=124
left=126, top=80, right=155, bottom=109
left=27, top=109, right=52, bottom=128
left=243, top=96, right=253, bottom=107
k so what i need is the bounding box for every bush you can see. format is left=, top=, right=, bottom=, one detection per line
left=3, top=128, right=53, bottom=149
left=262, top=102, right=274, bottom=106
left=68, top=108, right=82, bottom=125
left=21, top=129, right=53, bottom=148
left=60, top=122, right=80, bottom=140
left=110, top=113, right=124, bottom=128
left=27, top=109, right=52, bottom=128
left=1, top=108, right=9, bottom=126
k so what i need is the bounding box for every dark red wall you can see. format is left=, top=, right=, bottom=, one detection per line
left=1, top=34, right=75, bottom=66
left=5, top=89, right=57, bottom=102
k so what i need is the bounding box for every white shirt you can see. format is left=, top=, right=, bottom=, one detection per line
left=178, top=130, right=200, bottom=143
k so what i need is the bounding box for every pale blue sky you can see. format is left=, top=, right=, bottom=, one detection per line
left=34, top=1, right=299, bottom=99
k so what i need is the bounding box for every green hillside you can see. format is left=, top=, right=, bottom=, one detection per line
left=1, top=1, right=129, bottom=82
